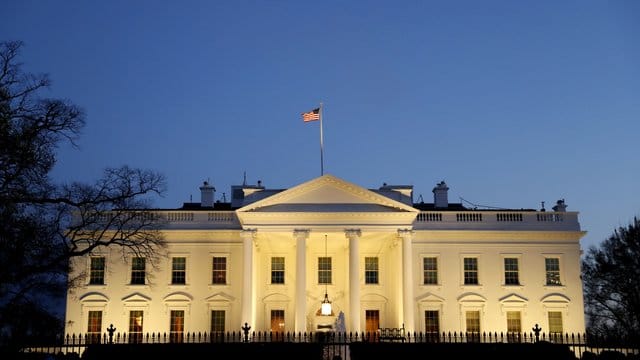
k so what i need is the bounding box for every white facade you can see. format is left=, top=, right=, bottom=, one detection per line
left=65, top=174, right=586, bottom=338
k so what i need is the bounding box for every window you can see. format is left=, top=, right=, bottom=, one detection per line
left=506, top=311, right=522, bottom=342
left=212, top=257, right=227, bottom=284
left=271, top=257, right=285, bottom=284
left=171, top=257, right=186, bottom=285
left=170, top=310, right=185, bottom=343
left=548, top=311, right=563, bottom=334
left=270, top=310, right=285, bottom=333
left=545, top=258, right=561, bottom=285
left=87, top=311, right=102, bottom=344
left=318, top=256, right=331, bottom=284
left=128, top=310, right=143, bottom=344
left=89, top=257, right=105, bottom=285
left=463, top=257, right=478, bottom=285
left=423, top=257, right=438, bottom=285
left=365, top=257, right=379, bottom=284
left=424, top=310, right=440, bottom=341
left=465, top=310, right=480, bottom=342
left=130, top=257, right=145, bottom=285
left=504, top=258, right=520, bottom=285
left=210, top=310, right=225, bottom=338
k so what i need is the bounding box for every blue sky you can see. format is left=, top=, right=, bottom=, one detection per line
left=2, top=0, right=638, bottom=252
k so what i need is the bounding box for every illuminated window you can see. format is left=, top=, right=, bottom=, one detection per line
left=212, top=257, right=226, bottom=284
left=128, top=310, right=143, bottom=344
left=423, top=257, right=438, bottom=285
left=87, top=311, right=102, bottom=344
left=210, top=310, right=225, bottom=336
left=130, top=257, right=145, bottom=285
left=170, top=310, right=184, bottom=343
left=171, top=257, right=186, bottom=285
left=506, top=311, right=522, bottom=342
left=548, top=311, right=563, bottom=334
left=271, top=257, right=285, bottom=284
left=504, top=258, right=520, bottom=285
left=545, top=258, right=561, bottom=285
left=365, top=257, right=379, bottom=284
left=465, top=310, right=480, bottom=342
left=425, top=310, right=440, bottom=340
left=89, top=257, right=105, bottom=285
left=318, top=257, right=331, bottom=284
left=463, top=257, right=478, bottom=285
left=270, top=310, right=285, bottom=333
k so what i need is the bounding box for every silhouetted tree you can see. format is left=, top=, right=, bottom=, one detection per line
left=582, top=216, right=640, bottom=345
left=0, top=41, right=167, bottom=351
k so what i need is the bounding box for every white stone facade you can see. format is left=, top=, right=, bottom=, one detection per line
left=64, top=174, right=586, bottom=338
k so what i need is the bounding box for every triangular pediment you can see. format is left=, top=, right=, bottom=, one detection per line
left=238, top=174, right=417, bottom=213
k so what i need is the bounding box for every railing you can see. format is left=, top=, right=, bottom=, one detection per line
left=21, top=331, right=638, bottom=359
left=414, top=211, right=580, bottom=231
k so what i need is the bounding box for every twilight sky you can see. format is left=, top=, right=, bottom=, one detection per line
left=2, top=0, right=638, bottom=252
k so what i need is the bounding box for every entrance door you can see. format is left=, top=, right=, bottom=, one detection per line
left=365, top=310, right=379, bottom=340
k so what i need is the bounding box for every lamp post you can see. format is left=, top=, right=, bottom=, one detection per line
left=320, top=234, right=332, bottom=315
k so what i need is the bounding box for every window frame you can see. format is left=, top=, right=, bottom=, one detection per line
left=318, top=256, right=332, bottom=285
left=462, top=257, right=479, bottom=285
left=212, top=256, right=227, bottom=285
left=545, top=257, right=562, bottom=286
left=364, top=256, right=379, bottom=285
left=271, top=256, right=285, bottom=284
left=503, top=257, right=520, bottom=286
left=89, top=257, right=106, bottom=285
left=130, top=257, right=146, bottom=285
left=171, top=256, right=187, bottom=285
left=423, top=256, right=438, bottom=285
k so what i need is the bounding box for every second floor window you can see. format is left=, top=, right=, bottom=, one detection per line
left=365, top=257, right=378, bottom=284
left=130, top=257, right=145, bottom=285
left=545, top=258, right=561, bottom=286
left=463, top=257, right=478, bottom=285
left=89, top=257, right=105, bottom=285
left=504, top=258, right=520, bottom=285
left=318, top=257, right=331, bottom=284
left=171, top=257, right=186, bottom=285
left=212, top=257, right=227, bottom=284
left=423, top=257, right=438, bottom=285
left=271, top=257, right=285, bottom=284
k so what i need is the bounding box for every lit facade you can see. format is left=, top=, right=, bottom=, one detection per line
left=64, top=174, right=586, bottom=339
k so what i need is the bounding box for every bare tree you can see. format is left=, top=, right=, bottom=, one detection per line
left=0, top=40, right=166, bottom=350
left=582, top=216, right=640, bottom=345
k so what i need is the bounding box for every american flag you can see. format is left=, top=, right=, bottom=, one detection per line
left=302, top=108, right=320, bottom=122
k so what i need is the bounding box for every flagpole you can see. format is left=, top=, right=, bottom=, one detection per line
left=319, top=102, right=324, bottom=176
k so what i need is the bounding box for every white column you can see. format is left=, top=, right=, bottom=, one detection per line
left=398, top=229, right=415, bottom=332
left=241, top=229, right=257, bottom=330
left=294, top=229, right=309, bottom=333
left=345, top=229, right=362, bottom=333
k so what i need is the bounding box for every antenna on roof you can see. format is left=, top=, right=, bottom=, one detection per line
left=243, top=171, right=247, bottom=186
left=418, top=194, right=424, bottom=203
left=459, top=196, right=506, bottom=210
left=222, top=192, right=227, bottom=202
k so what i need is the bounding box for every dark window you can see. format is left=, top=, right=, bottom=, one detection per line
left=365, top=257, right=379, bottom=284
left=172, top=257, right=186, bottom=285
left=130, top=257, right=145, bottom=285
left=212, top=257, right=227, bottom=284
left=89, top=257, right=105, bottom=285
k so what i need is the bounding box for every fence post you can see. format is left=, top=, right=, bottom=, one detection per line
left=107, top=324, right=116, bottom=344
left=242, top=322, right=251, bottom=343
left=532, top=324, right=541, bottom=343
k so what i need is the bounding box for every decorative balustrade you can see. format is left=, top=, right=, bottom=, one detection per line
left=414, top=211, right=580, bottom=231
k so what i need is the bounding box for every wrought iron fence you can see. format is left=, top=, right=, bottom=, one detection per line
left=20, top=330, right=639, bottom=359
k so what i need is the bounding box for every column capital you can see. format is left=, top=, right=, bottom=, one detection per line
left=241, top=229, right=257, bottom=240
left=344, top=229, right=362, bottom=239
left=397, top=228, right=414, bottom=239
left=293, top=229, right=310, bottom=240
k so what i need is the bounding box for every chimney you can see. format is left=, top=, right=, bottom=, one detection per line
left=200, top=180, right=216, bottom=208
left=433, top=181, right=449, bottom=208
left=552, top=199, right=567, bottom=212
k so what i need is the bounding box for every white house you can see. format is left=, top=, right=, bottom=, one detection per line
left=64, top=174, right=586, bottom=341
